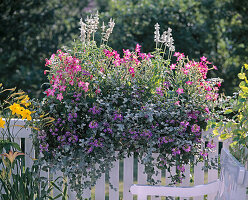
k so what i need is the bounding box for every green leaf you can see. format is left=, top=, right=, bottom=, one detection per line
left=238, top=73, right=246, bottom=80
left=224, top=109, right=233, bottom=114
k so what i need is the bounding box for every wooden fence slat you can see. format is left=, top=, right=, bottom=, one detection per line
left=138, top=161, right=147, bottom=184
left=68, top=182, right=77, bottom=200
left=165, top=166, right=176, bottom=185
left=109, top=156, right=119, bottom=200
left=180, top=164, right=191, bottom=200
left=151, top=153, right=162, bottom=200
left=137, top=161, right=147, bottom=200
left=193, top=161, right=204, bottom=200
left=207, top=137, right=219, bottom=200
left=95, top=173, right=106, bottom=200
left=82, top=176, right=91, bottom=199
left=123, top=154, right=134, bottom=200
left=52, top=171, right=63, bottom=200
left=25, top=138, right=34, bottom=169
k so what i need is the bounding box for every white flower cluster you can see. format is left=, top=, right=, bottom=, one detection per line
left=154, top=23, right=175, bottom=52
left=79, top=11, right=115, bottom=44
left=102, top=18, right=115, bottom=42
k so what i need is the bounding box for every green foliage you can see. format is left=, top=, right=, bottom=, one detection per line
left=0, top=141, right=67, bottom=200
left=209, top=64, right=248, bottom=166
left=99, top=0, right=248, bottom=95
left=0, top=0, right=90, bottom=98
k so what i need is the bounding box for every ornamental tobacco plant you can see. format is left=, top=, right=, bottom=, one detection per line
left=33, top=13, right=222, bottom=197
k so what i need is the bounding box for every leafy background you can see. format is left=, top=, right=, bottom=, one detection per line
left=0, top=0, right=247, bottom=98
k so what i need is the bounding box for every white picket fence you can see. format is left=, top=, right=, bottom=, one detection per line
left=1, top=120, right=231, bottom=200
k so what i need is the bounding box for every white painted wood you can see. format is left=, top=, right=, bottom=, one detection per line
left=130, top=180, right=220, bottom=198
left=25, top=138, right=34, bottom=168
left=138, top=161, right=147, bottom=184
left=95, top=173, right=105, bottom=200
left=208, top=137, right=219, bottom=200
left=123, top=154, right=134, bottom=200
left=109, top=156, right=119, bottom=200
left=52, top=171, right=63, bottom=199
left=151, top=153, right=161, bottom=200
left=180, top=164, right=191, bottom=200
left=82, top=176, right=91, bottom=199
left=68, top=182, right=77, bottom=200
left=165, top=166, right=176, bottom=185
left=193, top=161, right=204, bottom=200
left=137, top=161, right=147, bottom=200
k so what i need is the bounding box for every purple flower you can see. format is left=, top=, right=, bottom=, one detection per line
left=182, top=145, right=191, bottom=152
left=37, top=130, right=47, bottom=141
left=57, top=135, right=66, bottom=142
left=88, top=106, right=102, bottom=115
left=180, top=121, right=189, bottom=127
left=89, top=121, right=98, bottom=129
left=177, top=165, right=185, bottom=172
left=207, top=142, right=216, bottom=149
left=200, top=151, right=208, bottom=159
left=39, top=143, right=49, bottom=152
left=140, top=130, right=152, bottom=138
left=191, top=124, right=200, bottom=133
left=172, top=148, right=181, bottom=156
left=68, top=135, right=78, bottom=143
left=156, top=87, right=163, bottom=96
left=113, top=113, right=123, bottom=121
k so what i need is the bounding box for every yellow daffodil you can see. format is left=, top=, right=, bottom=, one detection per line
left=1, top=150, right=25, bottom=165
left=0, top=117, right=5, bottom=128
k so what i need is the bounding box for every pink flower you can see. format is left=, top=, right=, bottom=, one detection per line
left=185, top=63, right=191, bottom=69
left=74, top=65, right=81, bottom=72
left=205, top=107, right=210, bottom=113
left=57, top=93, right=63, bottom=101
left=205, top=86, right=212, bottom=91
left=213, top=65, right=218, bottom=70
left=176, top=88, right=184, bottom=95
left=135, top=43, right=142, bottom=53
left=217, top=82, right=221, bottom=87
left=69, top=80, right=74, bottom=86
left=186, top=81, right=193, bottom=85
left=45, top=88, right=55, bottom=96
left=129, top=67, right=135, bottom=74
left=174, top=101, right=180, bottom=106
left=173, top=52, right=180, bottom=57
left=59, top=85, right=66, bottom=91
left=177, top=53, right=185, bottom=61
left=170, top=64, right=176, bottom=70
left=78, top=81, right=84, bottom=87
left=95, top=88, right=101, bottom=94
left=200, top=56, right=207, bottom=62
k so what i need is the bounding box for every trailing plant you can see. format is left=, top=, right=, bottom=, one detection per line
left=33, top=13, right=222, bottom=198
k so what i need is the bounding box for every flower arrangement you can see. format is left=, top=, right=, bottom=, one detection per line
left=34, top=13, right=222, bottom=196
left=209, top=64, right=248, bottom=167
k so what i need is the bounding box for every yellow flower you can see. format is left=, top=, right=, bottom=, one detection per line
left=9, top=103, right=23, bottom=115
left=20, top=95, right=31, bottom=107
left=0, top=117, right=5, bottom=128
left=244, top=64, right=248, bottom=70
left=21, top=109, right=32, bottom=120
left=1, top=150, right=25, bottom=165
